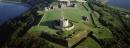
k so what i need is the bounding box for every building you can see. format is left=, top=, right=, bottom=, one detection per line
left=60, top=16, right=69, bottom=27
left=58, top=0, right=86, bottom=6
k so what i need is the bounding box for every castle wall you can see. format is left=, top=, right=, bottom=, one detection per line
left=41, top=31, right=89, bottom=48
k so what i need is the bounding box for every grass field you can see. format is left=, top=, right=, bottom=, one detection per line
left=28, top=6, right=91, bottom=37
left=75, top=37, right=101, bottom=48
left=28, top=3, right=113, bottom=38
left=27, top=3, right=114, bottom=48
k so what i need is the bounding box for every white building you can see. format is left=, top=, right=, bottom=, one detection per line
left=60, top=16, right=69, bottom=27
left=58, top=0, right=86, bottom=6
left=58, top=0, right=71, bottom=6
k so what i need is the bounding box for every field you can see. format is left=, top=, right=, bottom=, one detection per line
left=28, top=5, right=91, bottom=37
left=27, top=3, right=114, bottom=48
left=26, top=4, right=105, bottom=48
left=27, top=2, right=116, bottom=48
left=76, top=37, right=101, bottom=48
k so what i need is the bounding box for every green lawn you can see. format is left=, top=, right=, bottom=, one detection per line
left=28, top=4, right=113, bottom=39
left=27, top=2, right=115, bottom=48
left=28, top=6, right=90, bottom=36
left=92, top=27, right=113, bottom=39
left=76, top=37, right=101, bottom=48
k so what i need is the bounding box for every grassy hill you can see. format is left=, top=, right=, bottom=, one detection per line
left=1, top=0, right=130, bottom=48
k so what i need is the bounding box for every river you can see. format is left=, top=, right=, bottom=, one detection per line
left=107, top=0, right=130, bottom=10
left=0, top=2, right=30, bottom=25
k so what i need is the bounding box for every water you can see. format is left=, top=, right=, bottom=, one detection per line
left=107, top=0, right=130, bottom=10
left=1, top=0, right=129, bottom=25
left=0, top=2, right=30, bottom=25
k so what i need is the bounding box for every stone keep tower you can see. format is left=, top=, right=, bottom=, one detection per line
left=60, top=16, right=69, bottom=27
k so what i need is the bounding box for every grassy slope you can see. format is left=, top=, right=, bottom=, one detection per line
left=83, top=2, right=113, bottom=39
left=87, top=0, right=130, bottom=48
left=76, top=37, right=101, bottom=48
